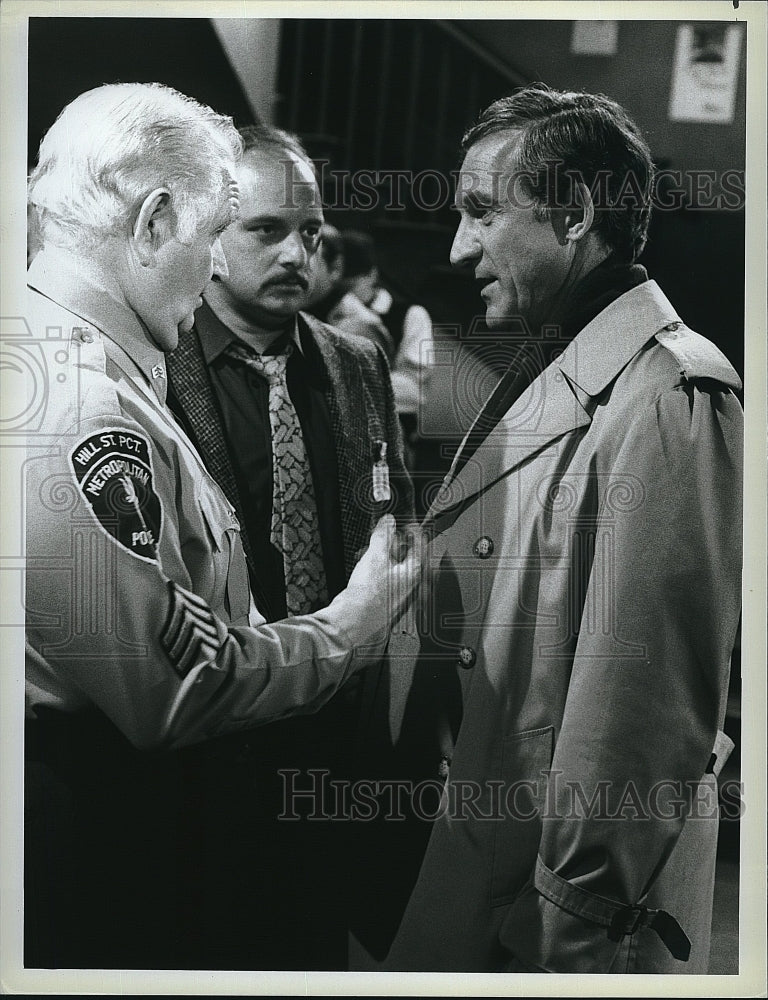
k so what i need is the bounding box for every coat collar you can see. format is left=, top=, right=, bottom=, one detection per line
left=426, top=280, right=678, bottom=526
left=558, top=280, right=680, bottom=396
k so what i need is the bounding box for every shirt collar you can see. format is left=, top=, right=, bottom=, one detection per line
left=196, top=297, right=302, bottom=363
left=27, top=245, right=169, bottom=405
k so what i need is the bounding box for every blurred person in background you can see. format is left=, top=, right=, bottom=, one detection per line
left=311, top=227, right=435, bottom=469
left=305, top=223, right=395, bottom=359
left=304, top=221, right=346, bottom=320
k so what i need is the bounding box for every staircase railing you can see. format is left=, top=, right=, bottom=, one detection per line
left=276, top=18, right=528, bottom=230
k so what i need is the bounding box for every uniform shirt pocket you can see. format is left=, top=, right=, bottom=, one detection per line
left=196, top=480, right=250, bottom=624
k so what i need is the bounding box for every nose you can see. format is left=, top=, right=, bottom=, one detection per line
left=278, top=230, right=308, bottom=269
left=211, top=237, right=228, bottom=279
left=449, top=216, right=480, bottom=268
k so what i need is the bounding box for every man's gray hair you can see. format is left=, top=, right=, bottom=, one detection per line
left=462, top=84, right=655, bottom=263
left=28, top=82, right=243, bottom=251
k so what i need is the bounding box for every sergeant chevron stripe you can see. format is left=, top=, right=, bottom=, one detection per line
left=161, top=580, right=222, bottom=678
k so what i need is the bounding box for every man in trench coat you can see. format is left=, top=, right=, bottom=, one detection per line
left=361, top=85, right=743, bottom=974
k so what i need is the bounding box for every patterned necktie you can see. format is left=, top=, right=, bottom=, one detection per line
left=227, top=341, right=328, bottom=616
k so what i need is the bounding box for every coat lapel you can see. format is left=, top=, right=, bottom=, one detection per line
left=425, top=362, right=592, bottom=530
left=165, top=326, right=280, bottom=612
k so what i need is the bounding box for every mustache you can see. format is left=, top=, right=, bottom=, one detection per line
left=265, top=273, right=309, bottom=291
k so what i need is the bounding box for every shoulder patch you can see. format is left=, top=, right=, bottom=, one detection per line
left=69, top=427, right=163, bottom=562
left=654, top=323, right=741, bottom=391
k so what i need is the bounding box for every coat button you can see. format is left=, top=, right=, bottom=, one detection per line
left=473, top=536, right=494, bottom=558
left=665, top=321, right=682, bottom=335
left=74, top=327, right=94, bottom=343
left=457, top=645, right=476, bottom=669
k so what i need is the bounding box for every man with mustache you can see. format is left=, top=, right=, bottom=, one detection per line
left=166, top=123, right=417, bottom=969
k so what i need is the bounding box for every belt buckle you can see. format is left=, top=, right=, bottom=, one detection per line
left=608, top=905, right=648, bottom=940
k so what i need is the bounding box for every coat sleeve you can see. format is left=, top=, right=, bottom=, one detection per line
left=25, top=412, right=402, bottom=753
left=498, top=379, right=743, bottom=972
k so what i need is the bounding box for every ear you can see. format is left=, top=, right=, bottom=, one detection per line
left=131, top=188, right=174, bottom=266
left=549, top=180, right=595, bottom=247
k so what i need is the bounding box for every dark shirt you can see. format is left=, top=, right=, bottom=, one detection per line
left=168, top=298, right=346, bottom=623
left=558, top=257, right=648, bottom=342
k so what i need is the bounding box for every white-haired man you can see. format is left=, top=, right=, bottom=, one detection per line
left=23, top=82, right=417, bottom=970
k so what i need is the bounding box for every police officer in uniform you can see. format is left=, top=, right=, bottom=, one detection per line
left=23, top=82, right=417, bottom=969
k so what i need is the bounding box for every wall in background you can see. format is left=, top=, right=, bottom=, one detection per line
left=211, top=19, right=282, bottom=124
left=462, top=19, right=746, bottom=175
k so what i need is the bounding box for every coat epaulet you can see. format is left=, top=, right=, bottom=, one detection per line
left=654, top=321, right=742, bottom=391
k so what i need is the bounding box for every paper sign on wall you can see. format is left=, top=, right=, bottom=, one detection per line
left=669, top=24, right=743, bottom=124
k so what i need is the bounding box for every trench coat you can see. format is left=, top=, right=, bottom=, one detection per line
left=361, top=279, right=743, bottom=973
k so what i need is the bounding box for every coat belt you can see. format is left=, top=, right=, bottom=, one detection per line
left=533, top=857, right=691, bottom=961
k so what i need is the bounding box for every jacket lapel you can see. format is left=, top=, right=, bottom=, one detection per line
left=165, top=327, right=281, bottom=613
left=299, top=314, right=379, bottom=576
left=167, top=329, right=243, bottom=516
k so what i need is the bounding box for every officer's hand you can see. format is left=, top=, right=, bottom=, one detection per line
left=340, top=515, right=421, bottom=631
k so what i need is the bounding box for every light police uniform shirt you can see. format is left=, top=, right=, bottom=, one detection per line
left=25, top=246, right=386, bottom=751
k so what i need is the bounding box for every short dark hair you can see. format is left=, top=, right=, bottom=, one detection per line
left=238, top=122, right=314, bottom=172
left=462, top=84, right=655, bottom=262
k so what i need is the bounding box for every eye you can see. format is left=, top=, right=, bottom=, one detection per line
left=469, top=204, right=494, bottom=223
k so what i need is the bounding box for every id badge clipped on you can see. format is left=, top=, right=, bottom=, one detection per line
left=372, top=439, right=391, bottom=502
